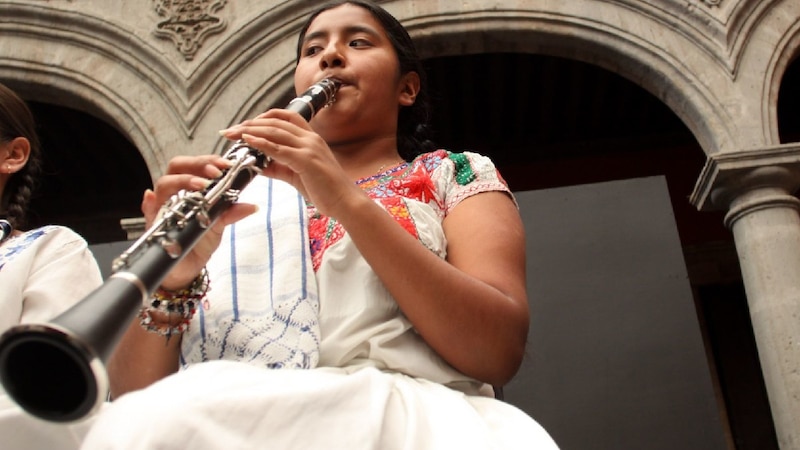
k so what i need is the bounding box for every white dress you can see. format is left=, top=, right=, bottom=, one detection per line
left=81, top=151, right=559, bottom=449
left=0, top=225, right=104, bottom=450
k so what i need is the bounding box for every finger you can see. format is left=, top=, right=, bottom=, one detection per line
left=244, top=108, right=309, bottom=126
left=166, top=154, right=231, bottom=177
left=259, top=162, right=300, bottom=190
left=152, top=174, right=212, bottom=200
left=220, top=111, right=309, bottom=141
left=259, top=108, right=309, bottom=126
left=140, top=189, right=160, bottom=225
left=240, top=133, right=274, bottom=154
left=239, top=127, right=313, bottom=166
left=215, top=203, right=259, bottom=229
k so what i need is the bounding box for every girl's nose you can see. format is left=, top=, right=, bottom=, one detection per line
left=320, top=43, right=344, bottom=69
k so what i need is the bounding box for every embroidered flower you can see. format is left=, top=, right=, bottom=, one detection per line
left=305, top=150, right=510, bottom=272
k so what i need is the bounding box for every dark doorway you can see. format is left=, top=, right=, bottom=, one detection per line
left=25, top=102, right=151, bottom=244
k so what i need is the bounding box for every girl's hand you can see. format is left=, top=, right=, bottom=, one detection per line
left=219, top=109, right=364, bottom=219
left=141, top=154, right=257, bottom=290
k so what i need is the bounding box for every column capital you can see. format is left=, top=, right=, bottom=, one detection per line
left=690, top=143, right=800, bottom=212
left=120, top=217, right=146, bottom=240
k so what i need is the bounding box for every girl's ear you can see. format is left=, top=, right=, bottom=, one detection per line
left=2, top=137, right=31, bottom=173
left=398, top=71, right=420, bottom=107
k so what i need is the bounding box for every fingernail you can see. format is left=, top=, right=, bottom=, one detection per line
left=191, top=178, right=213, bottom=190
left=208, top=165, right=224, bottom=178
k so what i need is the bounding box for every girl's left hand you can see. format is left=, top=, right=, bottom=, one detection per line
left=219, top=109, right=364, bottom=219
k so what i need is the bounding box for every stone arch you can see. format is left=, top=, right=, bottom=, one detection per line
left=214, top=0, right=786, bottom=157
left=2, top=0, right=796, bottom=171
left=0, top=62, right=161, bottom=175
left=0, top=3, right=191, bottom=179
left=396, top=9, right=737, bottom=157
left=6, top=0, right=785, bottom=169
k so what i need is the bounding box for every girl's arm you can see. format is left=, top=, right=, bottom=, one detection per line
left=335, top=190, right=529, bottom=387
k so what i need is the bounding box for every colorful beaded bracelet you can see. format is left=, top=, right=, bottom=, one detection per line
left=138, top=305, right=195, bottom=337
left=151, top=268, right=210, bottom=305
left=139, top=269, right=210, bottom=337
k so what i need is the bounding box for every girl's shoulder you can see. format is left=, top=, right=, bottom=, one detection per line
left=3, top=225, right=89, bottom=256
left=411, top=149, right=506, bottom=186
left=409, top=149, right=453, bottom=172
left=20, top=225, right=85, bottom=243
left=0, top=225, right=88, bottom=271
left=410, top=149, right=512, bottom=213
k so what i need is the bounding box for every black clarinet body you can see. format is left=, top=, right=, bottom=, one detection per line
left=0, top=78, right=340, bottom=423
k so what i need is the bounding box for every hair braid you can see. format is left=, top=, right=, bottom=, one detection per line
left=4, top=155, right=40, bottom=229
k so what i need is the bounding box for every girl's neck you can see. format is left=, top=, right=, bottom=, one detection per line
left=330, top=136, right=404, bottom=181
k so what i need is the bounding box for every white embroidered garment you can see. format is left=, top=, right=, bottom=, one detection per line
left=82, top=152, right=560, bottom=449
left=180, top=176, right=320, bottom=369
left=0, top=225, right=102, bottom=334
left=83, top=361, right=559, bottom=450
left=0, top=225, right=103, bottom=450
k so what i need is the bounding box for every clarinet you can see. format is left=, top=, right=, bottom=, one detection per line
left=0, top=78, right=340, bottom=423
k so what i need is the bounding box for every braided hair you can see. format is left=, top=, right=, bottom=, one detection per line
left=0, top=82, right=42, bottom=231
left=296, top=0, right=436, bottom=160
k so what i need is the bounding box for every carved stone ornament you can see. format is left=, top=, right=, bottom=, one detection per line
left=700, top=0, right=722, bottom=7
left=153, top=0, right=228, bottom=61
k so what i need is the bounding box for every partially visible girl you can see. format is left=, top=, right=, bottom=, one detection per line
left=0, top=81, right=103, bottom=450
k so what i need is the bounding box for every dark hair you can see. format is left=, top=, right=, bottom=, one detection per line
left=296, top=0, right=435, bottom=159
left=0, top=82, right=41, bottom=230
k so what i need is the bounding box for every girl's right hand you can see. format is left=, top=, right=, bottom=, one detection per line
left=140, top=154, right=258, bottom=291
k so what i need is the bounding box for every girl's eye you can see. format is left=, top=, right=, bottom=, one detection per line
left=349, top=39, right=371, bottom=48
left=304, top=45, right=322, bottom=57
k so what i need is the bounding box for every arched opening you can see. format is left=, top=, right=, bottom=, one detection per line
left=425, top=52, right=729, bottom=246
left=425, top=53, right=735, bottom=250
left=778, top=55, right=800, bottom=143
left=425, top=52, right=779, bottom=449
left=25, top=102, right=152, bottom=244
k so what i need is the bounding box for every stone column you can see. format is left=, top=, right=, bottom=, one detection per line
left=692, top=144, right=800, bottom=450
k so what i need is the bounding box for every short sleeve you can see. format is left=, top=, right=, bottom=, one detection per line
left=431, top=151, right=514, bottom=215
left=18, top=226, right=103, bottom=325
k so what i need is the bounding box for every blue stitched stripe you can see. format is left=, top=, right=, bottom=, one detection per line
left=230, top=222, right=240, bottom=320
left=218, top=222, right=239, bottom=360
left=266, top=179, right=275, bottom=308
left=296, top=189, right=308, bottom=300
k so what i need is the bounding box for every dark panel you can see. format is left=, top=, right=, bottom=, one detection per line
left=506, top=176, right=728, bottom=450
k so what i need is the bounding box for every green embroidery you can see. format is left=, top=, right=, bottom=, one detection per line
left=448, top=152, right=476, bottom=186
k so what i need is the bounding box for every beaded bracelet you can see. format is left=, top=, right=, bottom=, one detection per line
left=139, top=269, right=210, bottom=337
left=138, top=304, right=196, bottom=337
left=152, top=268, right=210, bottom=304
